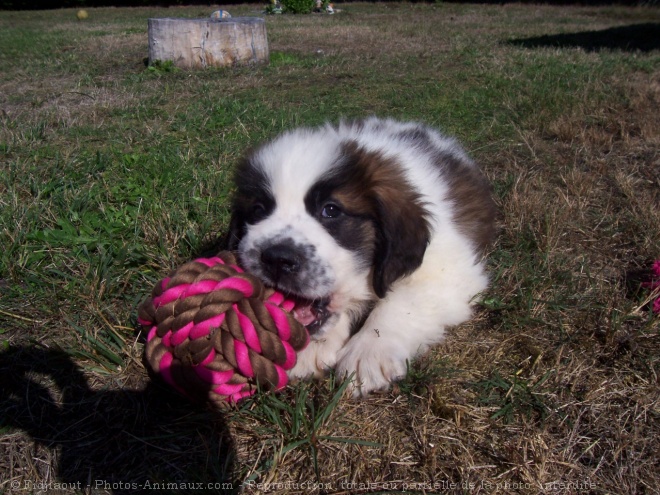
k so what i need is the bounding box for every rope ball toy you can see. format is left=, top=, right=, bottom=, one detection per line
left=138, top=251, right=309, bottom=407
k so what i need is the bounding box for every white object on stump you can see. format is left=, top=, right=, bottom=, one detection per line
left=148, top=17, right=269, bottom=69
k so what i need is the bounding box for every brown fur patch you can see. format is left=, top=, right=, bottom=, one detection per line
left=331, top=142, right=432, bottom=297
left=436, top=153, right=498, bottom=254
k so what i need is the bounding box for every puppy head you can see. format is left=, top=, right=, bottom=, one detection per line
left=228, top=128, right=430, bottom=333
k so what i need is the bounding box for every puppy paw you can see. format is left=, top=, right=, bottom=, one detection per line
left=288, top=335, right=344, bottom=380
left=335, top=332, right=409, bottom=397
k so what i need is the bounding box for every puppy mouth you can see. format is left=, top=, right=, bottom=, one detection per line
left=290, top=296, right=332, bottom=335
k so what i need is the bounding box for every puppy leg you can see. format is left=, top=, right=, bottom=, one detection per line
left=336, top=255, right=487, bottom=396
left=335, top=323, right=411, bottom=396
left=288, top=314, right=351, bottom=380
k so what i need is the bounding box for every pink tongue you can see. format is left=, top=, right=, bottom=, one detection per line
left=293, top=304, right=317, bottom=327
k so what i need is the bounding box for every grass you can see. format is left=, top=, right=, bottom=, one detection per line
left=1, top=2, right=659, bottom=494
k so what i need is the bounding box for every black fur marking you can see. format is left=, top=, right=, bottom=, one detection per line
left=228, top=157, right=275, bottom=249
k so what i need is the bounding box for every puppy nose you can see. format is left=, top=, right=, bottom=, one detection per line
left=261, top=243, right=301, bottom=276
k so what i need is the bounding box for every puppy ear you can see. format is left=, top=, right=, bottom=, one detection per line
left=372, top=195, right=430, bottom=298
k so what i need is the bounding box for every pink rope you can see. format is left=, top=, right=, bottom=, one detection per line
left=233, top=304, right=263, bottom=353
left=140, top=254, right=309, bottom=405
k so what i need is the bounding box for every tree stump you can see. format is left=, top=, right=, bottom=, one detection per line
left=148, top=17, right=269, bottom=69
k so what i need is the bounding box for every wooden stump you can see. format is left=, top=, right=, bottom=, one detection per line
left=148, top=17, right=269, bottom=69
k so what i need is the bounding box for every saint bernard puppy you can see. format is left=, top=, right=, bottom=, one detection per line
left=228, top=117, right=497, bottom=396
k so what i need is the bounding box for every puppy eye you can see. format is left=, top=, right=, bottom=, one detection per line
left=321, top=203, right=342, bottom=219
left=251, top=203, right=267, bottom=221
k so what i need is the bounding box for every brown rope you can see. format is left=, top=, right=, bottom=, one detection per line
left=138, top=251, right=308, bottom=407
